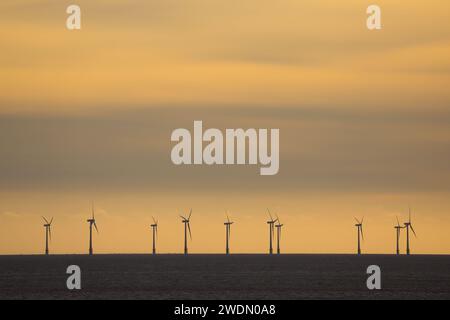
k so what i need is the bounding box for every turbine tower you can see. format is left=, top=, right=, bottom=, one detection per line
left=354, top=217, right=364, bottom=255
left=224, top=214, right=234, bottom=255
left=394, top=216, right=404, bottom=255
left=267, top=209, right=278, bottom=255
left=404, top=208, right=417, bottom=255
left=180, top=209, right=192, bottom=255
left=42, top=217, right=53, bottom=255
left=87, top=203, right=99, bottom=255
left=151, top=217, right=158, bottom=255
left=275, top=215, right=284, bottom=255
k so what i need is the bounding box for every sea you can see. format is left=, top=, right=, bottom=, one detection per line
left=0, top=254, right=449, bottom=300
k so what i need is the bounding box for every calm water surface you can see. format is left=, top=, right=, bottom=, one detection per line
left=0, top=254, right=449, bottom=299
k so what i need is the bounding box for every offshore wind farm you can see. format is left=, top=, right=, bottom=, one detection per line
left=33, top=207, right=422, bottom=256
left=0, top=206, right=449, bottom=300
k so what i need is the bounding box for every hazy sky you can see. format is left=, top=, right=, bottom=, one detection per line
left=0, top=1, right=449, bottom=254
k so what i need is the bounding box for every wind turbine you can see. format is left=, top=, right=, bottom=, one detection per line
left=275, top=215, right=284, bottom=255
left=151, top=217, right=158, bottom=255
left=394, top=216, right=404, bottom=255
left=267, top=209, right=278, bottom=255
left=87, top=203, right=99, bottom=255
left=42, top=217, right=53, bottom=255
left=224, top=213, right=234, bottom=255
left=180, top=209, right=192, bottom=255
left=404, top=208, right=417, bottom=255
left=354, top=217, right=364, bottom=255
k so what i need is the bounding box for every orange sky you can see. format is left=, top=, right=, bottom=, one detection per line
left=1, top=0, right=450, bottom=113
left=0, top=1, right=450, bottom=254
left=1, top=191, right=450, bottom=255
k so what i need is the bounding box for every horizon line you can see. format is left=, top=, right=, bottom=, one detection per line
left=1, top=252, right=449, bottom=257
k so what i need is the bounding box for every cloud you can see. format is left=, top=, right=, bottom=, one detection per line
left=1, top=211, right=21, bottom=218
left=1, top=106, right=449, bottom=193
left=1, top=1, right=450, bottom=113
left=0, top=1, right=449, bottom=192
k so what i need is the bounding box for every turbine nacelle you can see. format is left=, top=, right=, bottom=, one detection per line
left=151, top=217, right=158, bottom=228
left=403, top=208, right=417, bottom=236
left=266, top=209, right=279, bottom=225
left=354, top=217, right=364, bottom=242
left=88, top=202, right=99, bottom=232
left=354, top=218, right=364, bottom=230
left=180, top=209, right=193, bottom=241
left=225, top=213, right=234, bottom=226
left=180, top=209, right=192, bottom=223
left=275, top=214, right=284, bottom=228
left=42, top=217, right=53, bottom=228
left=403, top=208, right=418, bottom=255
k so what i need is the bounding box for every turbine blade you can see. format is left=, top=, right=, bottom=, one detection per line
left=361, top=226, right=364, bottom=241
left=354, top=217, right=360, bottom=224
left=276, top=214, right=281, bottom=225
left=188, top=209, right=192, bottom=220
left=94, top=222, right=99, bottom=234
left=180, top=215, right=186, bottom=220
left=267, top=208, right=273, bottom=221
left=152, top=216, right=157, bottom=225
left=42, top=216, right=49, bottom=224
left=396, top=216, right=400, bottom=227
left=49, top=226, right=52, bottom=241
left=188, top=222, right=192, bottom=240
left=410, top=224, right=417, bottom=238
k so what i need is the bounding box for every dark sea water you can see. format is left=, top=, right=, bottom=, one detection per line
left=0, top=254, right=449, bottom=300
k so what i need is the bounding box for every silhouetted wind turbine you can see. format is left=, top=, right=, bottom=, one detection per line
left=404, top=208, right=417, bottom=255
left=394, top=216, right=404, bottom=255
left=275, top=215, right=284, bottom=255
left=224, top=213, right=234, bottom=255
left=267, top=209, right=278, bottom=255
left=151, top=217, right=158, bottom=255
left=87, top=203, right=99, bottom=255
left=42, top=216, right=53, bottom=255
left=180, top=209, right=192, bottom=255
left=355, top=217, right=364, bottom=255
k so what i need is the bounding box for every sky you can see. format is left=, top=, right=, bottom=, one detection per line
left=0, top=0, right=450, bottom=254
